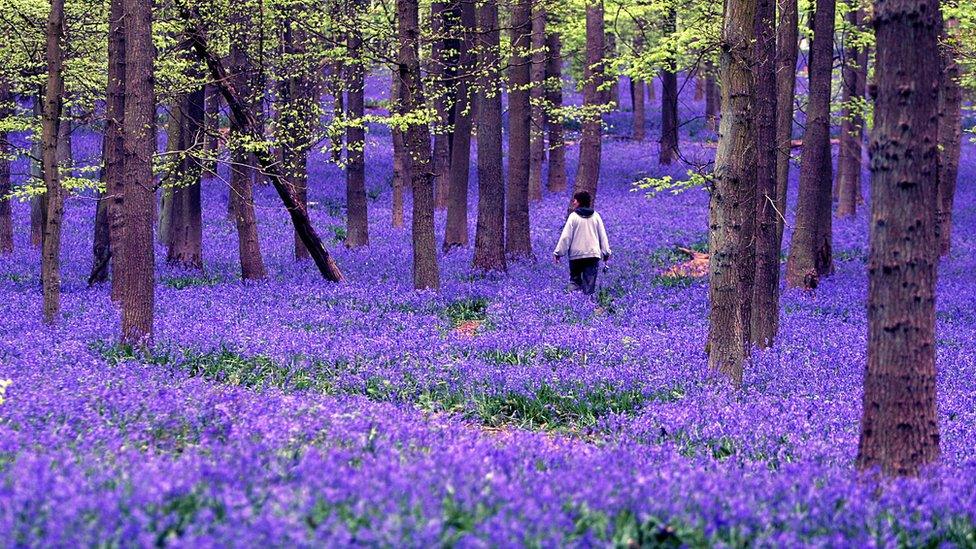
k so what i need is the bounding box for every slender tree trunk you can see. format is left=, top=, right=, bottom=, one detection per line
left=632, top=30, right=646, bottom=142
left=605, top=32, right=619, bottom=110
left=659, top=8, right=679, bottom=165
left=203, top=83, right=221, bottom=176
left=527, top=3, right=546, bottom=202
left=708, top=0, right=757, bottom=387
left=936, top=18, right=962, bottom=257
left=106, top=0, right=126, bottom=301
left=158, top=102, right=179, bottom=246
left=544, top=30, right=566, bottom=194
left=648, top=75, right=657, bottom=102
left=472, top=0, right=507, bottom=272
left=856, top=0, right=941, bottom=478
left=89, top=191, right=112, bottom=285
left=120, top=0, right=156, bottom=344
left=345, top=5, right=369, bottom=249
left=398, top=0, right=440, bottom=290
left=443, top=0, right=476, bottom=251
left=774, top=0, right=799, bottom=246
left=751, top=0, right=779, bottom=348
left=573, top=0, right=605, bottom=206
left=704, top=61, right=719, bottom=131
left=786, top=0, right=835, bottom=289
left=391, top=70, right=407, bottom=229
left=836, top=5, right=867, bottom=218
left=166, top=87, right=205, bottom=269
left=0, top=81, right=13, bottom=254
left=41, top=0, right=66, bottom=325
left=30, top=98, right=44, bottom=249
left=431, top=1, right=456, bottom=211
left=694, top=68, right=705, bottom=101
left=506, top=0, right=532, bottom=258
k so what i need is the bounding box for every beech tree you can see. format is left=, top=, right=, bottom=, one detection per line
left=774, top=0, right=798, bottom=246
left=345, top=0, right=369, bottom=249
left=443, top=0, right=477, bottom=251
left=572, top=0, right=605, bottom=206
left=658, top=7, right=679, bottom=165
left=544, top=29, right=567, bottom=194
left=936, top=16, right=963, bottom=256
left=0, top=82, right=11, bottom=254
left=835, top=2, right=869, bottom=218
left=41, top=0, right=65, bottom=325
left=528, top=3, right=546, bottom=202
left=506, top=0, right=532, bottom=258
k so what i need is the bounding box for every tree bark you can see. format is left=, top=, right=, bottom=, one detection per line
left=573, top=0, right=605, bottom=206
left=506, top=0, right=532, bottom=258
left=203, top=84, right=221, bottom=176
left=106, top=0, right=126, bottom=301
left=632, top=30, right=646, bottom=142
left=443, top=0, right=477, bottom=251
left=390, top=70, right=407, bottom=229
left=166, top=87, right=205, bottom=269
left=89, top=191, right=112, bottom=285
left=605, top=31, right=619, bottom=110
left=704, top=61, right=719, bottom=132
left=856, top=0, right=941, bottom=478
left=528, top=3, right=546, bottom=202
left=936, top=18, right=962, bottom=257
left=774, top=0, right=799, bottom=246
left=30, top=98, right=44, bottom=249
left=345, top=2, right=369, bottom=249
left=836, top=4, right=867, bottom=218
left=708, top=0, right=757, bottom=387
left=544, top=30, right=566, bottom=194
left=0, top=81, right=13, bottom=254
left=120, top=0, right=156, bottom=343
left=41, top=0, right=66, bottom=325
left=785, top=0, right=835, bottom=289
left=659, top=8, right=679, bottom=165
left=472, top=0, right=507, bottom=272
left=431, top=1, right=456, bottom=211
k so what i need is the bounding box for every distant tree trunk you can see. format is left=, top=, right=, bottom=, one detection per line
left=527, top=4, right=546, bottom=202
left=605, top=32, right=619, bottom=110
left=431, top=1, right=457, bottom=211
left=120, top=0, right=156, bottom=344
left=0, top=81, right=13, bottom=254
left=30, top=98, right=44, bottom=249
left=648, top=76, right=657, bottom=102
left=56, top=107, right=72, bottom=177
left=786, top=0, right=835, bottom=289
left=751, top=0, right=779, bottom=348
left=936, top=18, right=962, bottom=257
left=166, top=87, right=205, bottom=269
left=443, top=0, right=476, bottom=251
left=856, top=0, right=941, bottom=478
left=544, top=30, right=566, bottom=194
left=397, top=0, right=440, bottom=290
left=390, top=70, right=407, bottom=229
left=836, top=4, right=867, bottom=218
left=345, top=7, right=369, bottom=249
left=89, top=192, right=112, bottom=285
left=203, top=83, right=221, bottom=176
left=573, top=0, right=605, bottom=206
left=659, top=8, right=679, bottom=165
left=158, top=103, right=179, bottom=246
left=632, top=27, right=646, bottom=141
left=708, top=0, right=756, bottom=387
left=106, top=0, right=126, bottom=301
left=704, top=61, right=719, bottom=131
left=694, top=68, right=705, bottom=101
left=229, top=145, right=267, bottom=280
left=774, top=0, right=798, bottom=246
left=506, top=0, right=532, bottom=258
left=41, top=0, right=66, bottom=325
left=472, top=0, right=507, bottom=272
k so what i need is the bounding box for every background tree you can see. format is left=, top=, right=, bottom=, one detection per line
left=775, top=0, right=798, bottom=246
left=835, top=2, right=870, bottom=218
left=41, top=0, right=65, bottom=324
left=506, top=0, right=533, bottom=258
left=572, top=0, right=605, bottom=206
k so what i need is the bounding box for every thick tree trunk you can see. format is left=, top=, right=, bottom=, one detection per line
left=472, top=0, right=507, bottom=272
left=506, top=0, right=532, bottom=258
left=0, top=81, right=12, bottom=254
left=390, top=71, right=407, bottom=229
left=751, top=0, right=779, bottom=348
left=544, top=31, right=566, bottom=194
left=345, top=11, right=369, bottom=249
left=166, top=87, right=205, bottom=269
left=120, top=0, right=156, bottom=343
left=443, top=0, right=477, bottom=251
left=836, top=5, right=867, bottom=218
left=786, top=0, right=835, bottom=289
left=398, top=0, right=440, bottom=290
left=659, top=8, right=679, bottom=165
left=708, top=0, right=757, bottom=387
left=936, top=19, right=962, bottom=257
left=527, top=4, right=546, bottom=202
left=573, top=0, right=605, bottom=206
left=41, top=0, right=66, bottom=325
left=774, top=0, right=799, bottom=246
left=856, top=0, right=941, bottom=478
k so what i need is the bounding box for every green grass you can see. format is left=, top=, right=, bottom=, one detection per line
left=442, top=297, right=490, bottom=327
left=161, top=274, right=222, bottom=290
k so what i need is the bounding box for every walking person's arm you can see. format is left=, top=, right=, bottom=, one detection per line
left=597, top=214, right=612, bottom=261
left=553, top=215, right=576, bottom=262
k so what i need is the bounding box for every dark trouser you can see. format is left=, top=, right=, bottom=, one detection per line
left=569, top=258, right=600, bottom=295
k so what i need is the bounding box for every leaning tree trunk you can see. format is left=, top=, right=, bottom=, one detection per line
left=785, top=0, right=835, bottom=289
left=527, top=4, right=546, bottom=202
left=936, top=18, right=962, bottom=257
left=573, top=0, right=605, bottom=206
left=166, top=87, right=205, bottom=269
left=751, top=0, right=779, bottom=348
left=390, top=70, right=407, bottom=229
left=836, top=5, right=867, bottom=218
left=472, top=0, right=507, bottom=272
left=120, top=0, right=156, bottom=344
left=41, top=0, right=66, bottom=325
left=544, top=30, right=567, bottom=194
left=708, top=0, right=757, bottom=387
left=0, top=81, right=13, bottom=254
left=345, top=2, right=369, bottom=249
left=856, top=0, right=941, bottom=478
left=659, top=8, right=679, bottom=165
left=443, top=0, right=476, bottom=251
left=774, top=0, right=798, bottom=246
left=506, top=0, right=532, bottom=259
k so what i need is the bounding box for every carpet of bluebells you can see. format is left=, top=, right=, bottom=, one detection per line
left=2, top=75, right=976, bottom=546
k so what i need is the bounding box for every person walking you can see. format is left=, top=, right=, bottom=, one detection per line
left=553, top=191, right=612, bottom=295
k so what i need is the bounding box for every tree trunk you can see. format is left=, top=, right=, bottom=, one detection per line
left=0, top=81, right=13, bottom=254
left=936, top=18, right=962, bottom=257
left=527, top=3, right=546, bottom=202
left=345, top=5, right=369, bottom=249
left=391, top=70, right=407, bottom=229
left=41, top=0, right=65, bottom=325
left=203, top=83, right=221, bottom=176
left=632, top=29, right=646, bottom=142
left=544, top=30, right=566, bottom=194
left=398, top=0, right=440, bottom=290
left=431, top=1, right=456, bottom=211
left=573, top=0, right=605, bottom=206
left=856, top=0, right=941, bottom=478
left=30, top=98, right=44, bottom=249
left=605, top=32, right=619, bottom=110
left=89, top=191, right=112, bottom=285
left=506, top=0, right=532, bottom=258
left=659, top=8, right=679, bottom=165
left=443, top=0, right=477, bottom=251
left=158, top=103, right=179, bottom=246
left=472, top=0, right=507, bottom=272
left=166, top=87, right=205, bottom=269
left=785, top=0, right=835, bottom=289
left=836, top=5, right=867, bottom=218
left=774, top=0, right=799, bottom=246
left=708, top=0, right=757, bottom=387
left=120, top=0, right=156, bottom=344
left=751, top=0, right=779, bottom=348
left=106, top=0, right=126, bottom=301
left=704, top=61, right=719, bottom=131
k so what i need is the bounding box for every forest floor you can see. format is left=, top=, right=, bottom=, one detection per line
left=2, top=78, right=976, bottom=545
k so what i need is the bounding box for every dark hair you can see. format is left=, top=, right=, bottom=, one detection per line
left=573, top=191, right=592, bottom=208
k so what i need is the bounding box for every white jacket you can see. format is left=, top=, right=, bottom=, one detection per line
left=553, top=209, right=612, bottom=261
